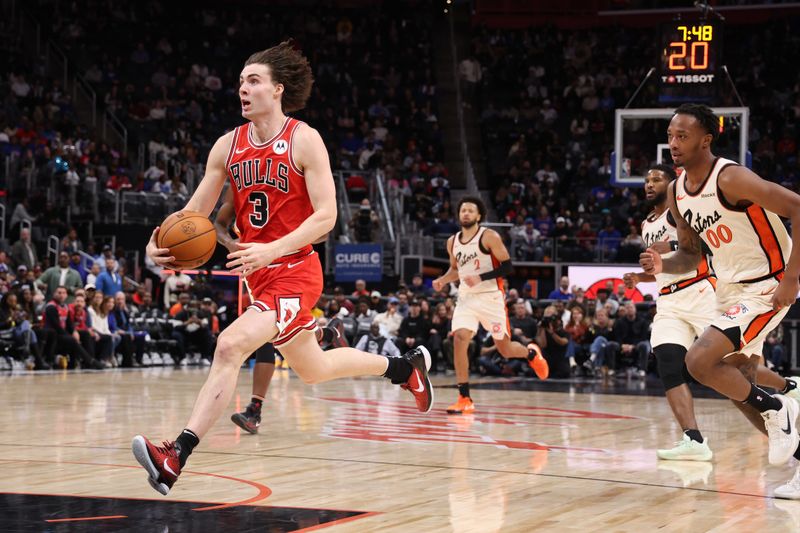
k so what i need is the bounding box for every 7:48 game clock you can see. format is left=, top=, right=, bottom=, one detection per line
left=658, top=21, right=721, bottom=103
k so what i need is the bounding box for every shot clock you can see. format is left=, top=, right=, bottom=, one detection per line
left=658, top=21, right=721, bottom=103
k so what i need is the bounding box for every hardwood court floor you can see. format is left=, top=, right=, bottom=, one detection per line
left=2, top=367, right=800, bottom=532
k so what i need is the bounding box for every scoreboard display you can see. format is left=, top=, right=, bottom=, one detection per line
left=658, top=22, right=721, bottom=103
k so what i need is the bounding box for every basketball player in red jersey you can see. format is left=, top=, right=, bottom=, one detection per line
left=214, top=187, right=344, bottom=434
left=432, top=197, right=548, bottom=415
left=132, top=42, right=433, bottom=495
left=640, top=104, right=800, bottom=498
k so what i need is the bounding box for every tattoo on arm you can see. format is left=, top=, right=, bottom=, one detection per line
left=662, top=196, right=702, bottom=274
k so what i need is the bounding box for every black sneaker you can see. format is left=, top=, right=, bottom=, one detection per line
left=324, top=318, right=349, bottom=348
left=400, top=346, right=434, bottom=413
left=231, top=404, right=261, bottom=434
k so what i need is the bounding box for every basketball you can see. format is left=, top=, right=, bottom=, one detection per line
left=156, top=211, right=217, bottom=270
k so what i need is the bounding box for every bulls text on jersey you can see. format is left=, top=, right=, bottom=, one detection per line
left=229, top=158, right=290, bottom=194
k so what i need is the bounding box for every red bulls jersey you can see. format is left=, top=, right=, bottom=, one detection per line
left=225, top=117, right=313, bottom=257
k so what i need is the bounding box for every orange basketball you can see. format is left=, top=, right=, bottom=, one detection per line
left=156, top=211, right=217, bottom=270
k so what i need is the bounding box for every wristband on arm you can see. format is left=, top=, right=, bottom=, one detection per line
left=479, top=259, right=513, bottom=281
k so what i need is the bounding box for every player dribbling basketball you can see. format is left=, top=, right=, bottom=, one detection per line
left=132, top=42, right=433, bottom=496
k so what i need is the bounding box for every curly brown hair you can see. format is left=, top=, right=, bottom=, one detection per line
left=245, top=41, right=314, bottom=113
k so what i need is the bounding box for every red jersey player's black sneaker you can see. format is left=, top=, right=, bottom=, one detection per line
left=132, top=435, right=182, bottom=495
left=231, top=404, right=261, bottom=434
left=400, top=346, right=434, bottom=413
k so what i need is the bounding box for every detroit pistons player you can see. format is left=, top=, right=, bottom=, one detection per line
left=640, top=103, right=800, bottom=497
left=625, top=165, right=799, bottom=463
left=432, top=196, right=548, bottom=415
left=132, top=42, right=433, bottom=495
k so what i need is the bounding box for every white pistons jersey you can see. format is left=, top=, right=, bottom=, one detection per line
left=452, top=226, right=503, bottom=294
left=675, top=157, right=790, bottom=284
left=641, top=209, right=712, bottom=294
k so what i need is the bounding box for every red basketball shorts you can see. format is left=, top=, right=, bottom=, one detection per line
left=244, top=249, right=323, bottom=346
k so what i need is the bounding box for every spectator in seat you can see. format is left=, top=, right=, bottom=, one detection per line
left=11, top=227, right=37, bottom=271
left=585, top=307, right=615, bottom=374
left=397, top=299, right=430, bottom=351
left=350, top=199, right=380, bottom=242
left=354, top=322, right=401, bottom=357
left=509, top=299, right=537, bottom=346
left=351, top=279, right=369, bottom=298
left=164, top=269, right=193, bottom=309
left=409, top=273, right=431, bottom=298
left=534, top=310, right=570, bottom=379
left=618, top=224, right=646, bottom=262
left=594, top=287, right=619, bottom=317
left=597, top=217, right=622, bottom=262
left=174, top=299, right=215, bottom=365
left=606, top=302, right=650, bottom=378
left=37, top=251, right=83, bottom=303
left=69, top=251, right=88, bottom=283
left=95, top=257, right=123, bottom=297
left=170, top=292, right=191, bottom=317
left=369, top=290, right=386, bottom=313
left=373, top=296, right=403, bottom=339
left=332, top=286, right=355, bottom=314
left=88, top=292, right=117, bottom=367
left=548, top=276, right=572, bottom=301
left=427, top=302, right=451, bottom=372
left=43, top=286, right=103, bottom=369
left=352, top=298, right=376, bottom=344
left=0, top=292, right=48, bottom=369
left=112, top=291, right=145, bottom=366
left=60, top=227, right=83, bottom=255
left=69, top=293, right=100, bottom=362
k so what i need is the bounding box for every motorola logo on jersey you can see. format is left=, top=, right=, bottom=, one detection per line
left=273, top=139, right=288, bottom=155
left=229, top=158, right=290, bottom=193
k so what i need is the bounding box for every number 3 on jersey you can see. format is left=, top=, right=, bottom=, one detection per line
left=249, top=191, right=269, bottom=228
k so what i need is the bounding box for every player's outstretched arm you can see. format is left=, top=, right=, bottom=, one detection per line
left=641, top=181, right=702, bottom=276
left=718, top=166, right=800, bottom=309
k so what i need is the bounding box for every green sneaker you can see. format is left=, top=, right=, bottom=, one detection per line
left=657, top=434, right=713, bottom=461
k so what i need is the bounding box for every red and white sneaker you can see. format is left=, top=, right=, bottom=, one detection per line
left=400, top=346, right=434, bottom=413
left=132, top=435, right=182, bottom=495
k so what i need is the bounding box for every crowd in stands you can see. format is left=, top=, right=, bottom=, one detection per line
left=469, top=17, right=800, bottom=263
left=12, top=0, right=454, bottom=243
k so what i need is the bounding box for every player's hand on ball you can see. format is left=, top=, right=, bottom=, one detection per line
left=639, top=248, right=662, bottom=276
left=463, top=274, right=481, bottom=287
left=226, top=241, right=281, bottom=275
left=623, top=272, right=638, bottom=289
left=772, top=276, right=799, bottom=310
left=146, top=227, right=176, bottom=268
